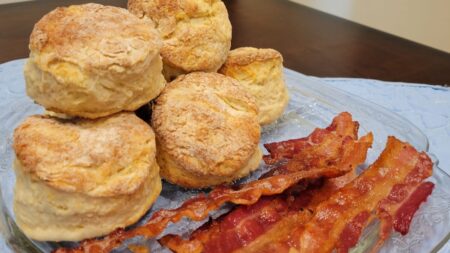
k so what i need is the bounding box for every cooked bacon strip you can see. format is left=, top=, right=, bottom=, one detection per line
left=224, top=168, right=364, bottom=253
left=53, top=112, right=372, bottom=253
left=298, top=136, right=433, bottom=253
left=161, top=195, right=314, bottom=253
left=53, top=167, right=345, bottom=253
left=264, top=137, right=434, bottom=253
left=160, top=162, right=366, bottom=253
left=159, top=112, right=372, bottom=253
left=160, top=168, right=360, bottom=253
left=163, top=137, right=433, bottom=253
left=391, top=182, right=434, bottom=235
left=263, top=112, right=359, bottom=164
left=160, top=131, right=374, bottom=253
left=370, top=180, right=434, bottom=252
left=335, top=211, right=373, bottom=253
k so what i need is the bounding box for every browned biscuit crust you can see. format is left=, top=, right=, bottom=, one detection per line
left=219, top=47, right=289, bottom=125
left=25, top=3, right=165, bottom=118
left=128, top=0, right=232, bottom=80
left=152, top=72, right=261, bottom=188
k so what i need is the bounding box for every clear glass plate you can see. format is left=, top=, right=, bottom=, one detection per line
left=0, top=59, right=449, bottom=253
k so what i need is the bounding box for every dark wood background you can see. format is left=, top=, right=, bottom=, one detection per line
left=1, top=0, right=449, bottom=86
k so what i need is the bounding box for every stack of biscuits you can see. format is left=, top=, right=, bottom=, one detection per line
left=12, top=0, right=290, bottom=242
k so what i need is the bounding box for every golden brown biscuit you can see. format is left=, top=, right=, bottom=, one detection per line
left=219, top=47, right=289, bottom=125
left=24, top=3, right=166, bottom=119
left=13, top=113, right=161, bottom=241
left=128, top=0, right=232, bottom=80
left=152, top=72, right=262, bottom=188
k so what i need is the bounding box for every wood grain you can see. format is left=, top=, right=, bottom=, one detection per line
left=0, top=0, right=449, bottom=85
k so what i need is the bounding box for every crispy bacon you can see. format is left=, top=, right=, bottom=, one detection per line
left=161, top=194, right=314, bottom=253
left=161, top=196, right=314, bottom=253
left=228, top=170, right=364, bottom=253
left=160, top=113, right=374, bottom=253
left=336, top=211, right=372, bottom=253
left=160, top=171, right=365, bottom=253
left=298, top=136, right=433, bottom=253
left=391, top=182, right=434, bottom=234
left=263, top=112, right=359, bottom=164
left=54, top=112, right=372, bottom=253
left=53, top=168, right=347, bottom=253
left=163, top=137, right=433, bottom=253
left=371, top=177, right=435, bottom=252
left=160, top=172, right=360, bottom=253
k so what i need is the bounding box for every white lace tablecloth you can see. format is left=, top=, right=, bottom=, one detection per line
left=0, top=59, right=449, bottom=252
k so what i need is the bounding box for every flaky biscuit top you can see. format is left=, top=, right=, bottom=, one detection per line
left=219, top=47, right=289, bottom=125
left=221, top=47, right=283, bottom=67
left=152, top=72, right=260, bottom=177
left=128, top=0, right=231, bottom=74
left=29, top=3, right=162, bottom=73
left=13, top=113, right=157, bottom=197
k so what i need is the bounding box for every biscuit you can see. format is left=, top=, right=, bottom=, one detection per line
left=24, top=3, right=166, bottom=119
left=13, top=113, right=161, bottom=241
left=219, top=47, right=289, bottom=125
left=152, top=72, right=262, bottom=188
left=128, top=0, right=232, bottom=80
